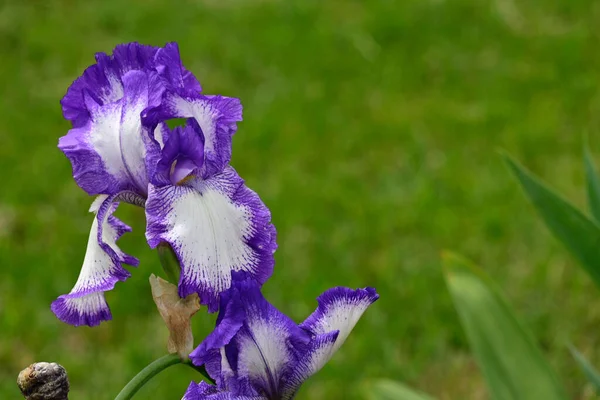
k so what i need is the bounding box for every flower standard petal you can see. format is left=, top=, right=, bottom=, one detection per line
left=61, top=42, right=200, bottom=128
left=279, top=331, right=339, bottom=399
left=279, top=287, right=380, bottom=394
left=51, top=194, right=139, bottom=326
left=59, top=42, right=201, bottom=196
left=59, top=69, right=155, bottom=195
left=145, top=167, right=277, bottom=312
left=300, top=286, right=379, bottom=354
left=153, top=42, right=202, bottom=95
left=143, top=91, right=242, bottom=176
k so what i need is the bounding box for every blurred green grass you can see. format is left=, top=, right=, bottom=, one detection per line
left=1, top=0, right=600, bottom=398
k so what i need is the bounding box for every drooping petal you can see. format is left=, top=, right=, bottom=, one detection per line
left=51, top=194, right=139, bottom=326
left=59, top=70, right=154, bottom=195
left=145, top=167, right=276, bottom=311
left=182, top=381, right=265, bottom=400
left=143, top=91, right=242, bottom=176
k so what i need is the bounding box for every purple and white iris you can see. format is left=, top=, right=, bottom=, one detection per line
left=54, top=42, right=276, bottom=326
left=183, top=273, right=379, bottom=400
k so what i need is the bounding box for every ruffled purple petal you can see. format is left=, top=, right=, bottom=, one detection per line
left=61, top=43, right=157, bottom=127
left=145, top=167, right=276, bottom=312
left=61, top=42, right=200, bottom=127
left=153, top=42, right=202, bottom=95
left=142, top=91, right=242, bottom=177
left=59, top=70, right=155, bottom=195
left=59, top=42, right=202, bottom=196
left=182, top=381, right=265, bottom=400
left=51, top=194, right=139, bottom=326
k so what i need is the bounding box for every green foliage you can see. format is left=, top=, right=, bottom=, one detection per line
left=504, top=154, right=600, bottom=288
left=584, top=142, right=600, bottom=223
left=569, top=345, right=600, bottom=394
left=2, top=0, right=599, bottom=399
left=443, top=252, right=568, bottom=400
left=364, top=379, right=436, bottom=400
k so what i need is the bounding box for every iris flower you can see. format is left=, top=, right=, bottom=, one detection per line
left=183, top=272, right=379, bottom=400
left=53, top=43, right=276, bottom=326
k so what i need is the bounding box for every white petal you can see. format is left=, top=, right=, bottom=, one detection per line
left=51, top=195, right=138, bottom=326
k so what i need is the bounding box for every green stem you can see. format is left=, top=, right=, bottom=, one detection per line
left=114, top=354, right=214, bottom=400
left=115, top=354, right=181, bottom=400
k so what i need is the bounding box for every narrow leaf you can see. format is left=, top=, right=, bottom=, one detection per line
left=569, top=345, right=600, bottom=393
left=504, top=153, right=600, bottom=287
left=584, top=143, right=600, bottom=223
left=443, top=252, right=568, bottom=400
left=364, top=379, right=436, bottom=400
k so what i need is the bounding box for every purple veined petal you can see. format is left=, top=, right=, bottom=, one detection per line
left=279, top=331, right=339, bottom=399
left=145, top=166, right=277, bottom=312
left=280, top=288, right=378, bottom=398
left=51, top=194, right=139, bottom=327
left=189, top=286, right=245, bottom=378
left=59, top=70, right=154, bottom=195
left=182, top=381, right=265, bottom=400
left=190, top=286, right=245, bottom=390
left=297, top=287, right=379, bottom=365
left=208, top=273, right=309, bottom=398
left=143, top=91, right=242, bottom=177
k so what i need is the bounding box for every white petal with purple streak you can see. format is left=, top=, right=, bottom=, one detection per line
left=51, top=195, right=138, bottom=326
left=59, top=70, right=154, bottom=195
left=145, top=167, right=276, bottom=312
left=298, top=287, right=379, bottom=366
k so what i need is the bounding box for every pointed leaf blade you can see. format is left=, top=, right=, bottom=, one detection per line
left=443, top=252, right=568, bottom=400
left=584, top=143, right=600, bottom=223
left=364, top=379, right=436, bottom=400
left=569, top=345, right=600, bottom=394
left=504, top=154, right=600, bottom=287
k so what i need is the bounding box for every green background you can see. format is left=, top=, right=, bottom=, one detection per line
left=1, top=0, right=599, bottom=398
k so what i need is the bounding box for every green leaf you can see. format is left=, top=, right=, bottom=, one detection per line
left=584, top=142, right=600, bottom=223
left=568, top=344, right=600, bottom=394
left=442, top=252, right=568, bottom=400
left=363, top=379, right=436, bottom=400
left=503, top=153, right=600, bottom=287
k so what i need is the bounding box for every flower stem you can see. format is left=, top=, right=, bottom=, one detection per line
left=115, top=354, right=180, bottom=400
left=114, top=354, right=214, bottom=400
